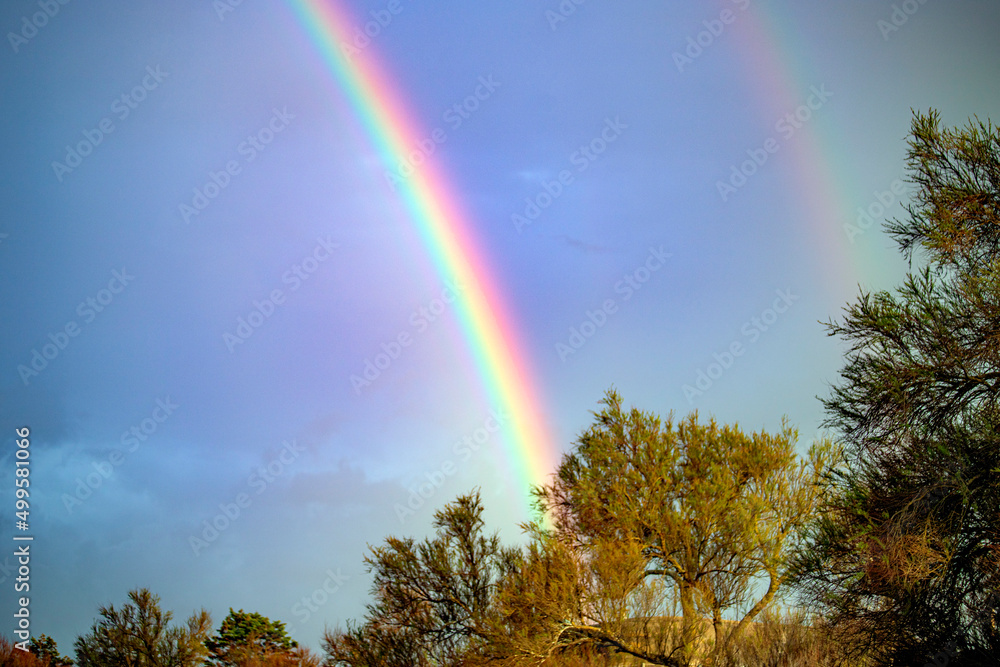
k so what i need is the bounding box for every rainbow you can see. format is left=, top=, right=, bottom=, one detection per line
left=733, top=8, right=889, bottom=298
left=284, top=0, right=559, bottom=516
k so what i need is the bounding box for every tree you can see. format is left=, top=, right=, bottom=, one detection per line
left=796, top=110, right=1000, bottom=665
left=529, top=389, right=836, bottom=667
left=73, top=589, right=211, bottom=667
left=1, top=635, right=47, bottom=667
left=322, top=492, right=521, bottom=666
left=28, top=636, right=72, bottom=667
left=205, top=610, right=297, bottom=667
left=471, top=523, right=614, bottom=666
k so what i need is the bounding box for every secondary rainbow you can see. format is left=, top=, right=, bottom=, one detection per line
left=285, top=0, right=558, bottom=513
left=734, top=8, right=886, bottom=298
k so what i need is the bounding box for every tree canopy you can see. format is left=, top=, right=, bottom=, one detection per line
left=28, top=636, right=73, bottom=667
left=527, top=390, right=837, bottom=666
left=205, top=609, right=297, bottom=667
left=323, top=392, right=841, bottom=666
left=322, top=492, right=521, bottom=666
left=73, top=589, right=211, bottom=667
left=796, top=110, right=1000, bottom=665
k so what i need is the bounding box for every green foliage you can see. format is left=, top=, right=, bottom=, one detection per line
left=797, top=110, right=1000, bottom=665
left=205, top=610, right=296, bottom=667
left=73, top=589, right=211, bottom=667
left=322, top=491, right=521, bottom=667
left=528, top=390, right=837, bottom=666
left=28, top=636, right=73, bottom=667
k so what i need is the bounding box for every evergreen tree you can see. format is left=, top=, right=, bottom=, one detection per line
left=28, top=635, right=73, bottom=667
left=73, top=589, right=211, bottom=667
left=796, top=110, right=1000, bottom=665
left=322, top=492, right=520, bottom=667
left=205, top=610, right=297, bottom=667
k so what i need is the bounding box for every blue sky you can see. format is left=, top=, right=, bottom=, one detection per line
left=2, top=0, right=999, bottom=654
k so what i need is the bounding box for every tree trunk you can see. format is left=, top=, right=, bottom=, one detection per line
left=678, top=581, right=698, bottom=667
